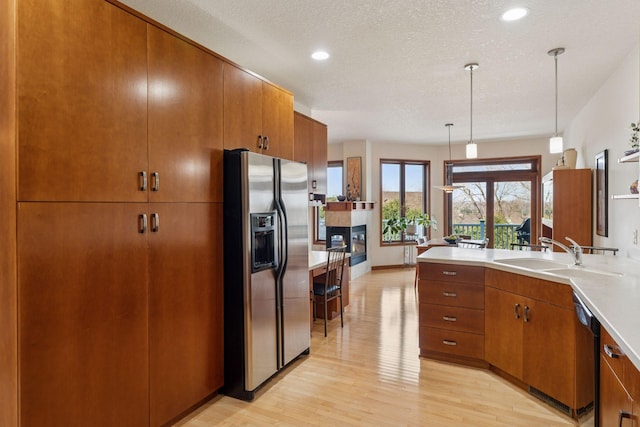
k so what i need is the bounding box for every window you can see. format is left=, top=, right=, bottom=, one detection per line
left=380, top=159, right=431, bottom=244
left=315, top=161, right=343, bottom=242
left=447, top=156, right=541, bottom=249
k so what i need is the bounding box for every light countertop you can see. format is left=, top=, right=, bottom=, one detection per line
left=417, top=247, right=640, bottom=372
left=309, top=250, right=350, bottom=271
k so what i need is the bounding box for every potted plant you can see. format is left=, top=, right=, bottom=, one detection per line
left=629, top=121, right=640, bottom=155
left=382, top=216, right=407, bottom=242
left=405, top=212, right=437, bottom=236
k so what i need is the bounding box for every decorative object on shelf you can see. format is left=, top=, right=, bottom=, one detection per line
left=346, top=157, right=361, bottom=201
left=630, top=122, right=640, bottom=151
left=624, top=148, right=639, bottom=156
left=631, top=179, right=639, bottom=194
left=434, top=123, right=464, bottom=193
left=563, top=148, right=577, bottom=169
left=443, top=234, right=460, bottom=244
left=464, top=63, right=479, bottom=159
left=337, top=195, right=347, bottom=202
left=595, top=150, right=608, bottom=237
left=548, top=47, right=565, bottom=154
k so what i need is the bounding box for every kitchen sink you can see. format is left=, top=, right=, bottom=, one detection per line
left=493, top=257, right=568, bottom=270
left=544, top=267, right=623, bottom=280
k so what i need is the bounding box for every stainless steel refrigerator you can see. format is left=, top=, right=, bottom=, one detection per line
left=223, top=149, right=310, bottom=401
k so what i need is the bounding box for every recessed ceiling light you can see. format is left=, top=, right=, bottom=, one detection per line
left=311, top=50, right=330, bottom=61
left=501, top=7, right=528, bottom=21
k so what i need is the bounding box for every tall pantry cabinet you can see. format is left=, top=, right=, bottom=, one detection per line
left=3, top=1, right=225, bottom=426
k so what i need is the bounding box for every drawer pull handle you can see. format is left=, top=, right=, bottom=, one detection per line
left=443, top=340, right=457, bottom=346
left=619, top=410, right=632, bottom=426
left=514, top=303, right=521, bottom=319
left=139, top=171, right=147, bottom=191
left=442, top=292, right=457, bottom=297
left=605, top=344, right=624, bottom=359
left=442, top=271, right=457, bottom=276
left=138, top=214, right=147, bottom=234
left=524, top=305, right=530, bottom=323
left=443, top=316, right=457, bottom=322
left=152, top=172, right=159, bottom=191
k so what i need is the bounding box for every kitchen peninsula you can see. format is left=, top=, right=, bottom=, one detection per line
left=417, top=246, right=640, bottom=423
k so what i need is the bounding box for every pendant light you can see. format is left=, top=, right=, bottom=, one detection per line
left=434, top=123, right=464, bottom=193
left=548, top=47, right=565, bottom=153
left=465, top=63, right=479, bottom=159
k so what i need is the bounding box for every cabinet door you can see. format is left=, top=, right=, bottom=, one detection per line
left=149, top=203, right=224, bottom=426
left=522, top=298, right=575, bottom=406
left=311, top=120, right=328, bottom=194
left=18, top=202, right=149, bottom=427
left=262, top=82, right=294, bottom=160
left=18, top=0, right=148, bottom=202
left=601, top=355, right=634, bottom=427
left=148, top=26, right=224, bottom=203
left=293, top=112, right=313, bottom=164
left=485, top=287, right=523, bottom=379
left=223, top=64, right=263, bottom=153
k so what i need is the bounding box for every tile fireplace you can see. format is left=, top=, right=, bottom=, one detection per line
left=326, top=225, right=367, bottom=266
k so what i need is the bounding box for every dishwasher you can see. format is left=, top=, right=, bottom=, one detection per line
left=573, top=291, right=600, bottom=427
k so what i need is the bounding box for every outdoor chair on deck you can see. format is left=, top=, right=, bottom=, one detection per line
left=312, top=245, right=346, bottom=336
left=458, top=238, right=489, bottom=249
left=514, top=218, right=531, bottom=244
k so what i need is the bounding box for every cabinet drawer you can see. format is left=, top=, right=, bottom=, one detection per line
left=419, top=280, right=484, bottom=309
left=420, top=262, right=484, bottom=285
left=420, top=327, right=484, bottom=360
left=420, top=303, right=484, bottom=334
left=601, top=326, right=640, bottom=401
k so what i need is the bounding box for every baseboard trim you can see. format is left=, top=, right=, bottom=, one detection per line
left=371, top=265, right=415, bottom=271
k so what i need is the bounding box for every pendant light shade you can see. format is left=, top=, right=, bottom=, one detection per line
left=435, top=123, right=464, bottom=193
left=548, top=48, right=565, bottom=154
left=465, top=63, right=479, bottom=159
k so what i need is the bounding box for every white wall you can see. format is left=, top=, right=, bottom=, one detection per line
left=565, top=42, right=640, bottom=258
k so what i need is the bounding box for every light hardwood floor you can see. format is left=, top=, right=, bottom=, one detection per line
left=176, top=268, right=579, bottom=426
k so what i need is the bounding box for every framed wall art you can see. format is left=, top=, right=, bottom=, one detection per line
left=595, top=149, right=608, bottom=237
left=346, top=157, right=362, bottom=201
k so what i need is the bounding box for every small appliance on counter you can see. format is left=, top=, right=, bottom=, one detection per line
left=223, top=149, right=310, bottom=401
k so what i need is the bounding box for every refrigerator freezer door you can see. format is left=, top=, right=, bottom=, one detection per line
left=245, top=152, right=278, bottom=391
left=279, top=159, right=310, bottom=367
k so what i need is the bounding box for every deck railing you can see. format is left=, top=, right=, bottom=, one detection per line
left=452, top=222, right=520, bottom=249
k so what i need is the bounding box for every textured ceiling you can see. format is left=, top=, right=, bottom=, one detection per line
left=119, top=0, right=640, bottom=145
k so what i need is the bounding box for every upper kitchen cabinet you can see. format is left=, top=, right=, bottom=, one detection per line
left=541, top=168, right=592, bottom=249
left=17, top=0, right=148, bottom=202
left=223, top=64, right=294, bottom=160
left=294, top=112, right=327, bottom=194
left=148, top=26, right=224, bottom=203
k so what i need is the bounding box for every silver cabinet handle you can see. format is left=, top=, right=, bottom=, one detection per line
left=140, top=171, right=147, bottom=191
left=524, top=305, right=530, bottom=323
left=442, top=271, right=457, bottom=276
left=443, top=316, right=457, bottom=322
left=263, top=136, right=270, bottom=150
left=257, top=135, right=264, bottom=149
left=604, top=344, right=624, bottom=359
left=139, top=214, right=147, bottom=234
left=442, top=292, right=457, bottom=297
left=152, top=172, right=159, bottom=192
left=443, top=340, right=457, bottom=346
left=514, top=303, right=521, bottom=319
left=151, top=213, right=159, bottom=232
left=619, top=410, right=632, bottom=427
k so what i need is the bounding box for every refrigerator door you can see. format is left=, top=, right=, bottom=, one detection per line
left=278, top=159, right=310, bottom=367
left=245, top=152, right=278, bottom=391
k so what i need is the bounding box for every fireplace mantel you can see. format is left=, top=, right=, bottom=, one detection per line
left=325, top=201, right=375, bottom=211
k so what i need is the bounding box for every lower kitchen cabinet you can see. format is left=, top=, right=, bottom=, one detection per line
left=485, top=269, right=590, bottom=415
left=18, top=203, right=150, bottom=427
left=149, top=203, right=224, bottom=426
left=17, top=202, right=224, bottom=427
left=600, top=326, right=639, bottom=426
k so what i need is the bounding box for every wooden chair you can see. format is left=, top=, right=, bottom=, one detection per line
left=312, top=246, right=346, bottom=336
left=510, top=243, right=549, bottom=252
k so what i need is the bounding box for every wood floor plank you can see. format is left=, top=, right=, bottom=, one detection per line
left=175, top=268, right=578, bottom=426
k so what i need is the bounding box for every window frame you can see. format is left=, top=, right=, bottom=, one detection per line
left=379, top=158, right=431, bottom=246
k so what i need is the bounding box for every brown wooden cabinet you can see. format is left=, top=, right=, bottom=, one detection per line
left=6, top=1, right=227, bottom=426
left=148, top=25, right=224, bottom=203
left=541, top=169, right=592, bottom=248
left=17, top=0, right=148, bottom=202
left=485, top=268, right=591, bottom=415
left=294, top=112, right=328, bottom=194
left=418, top=262, right=486, bottom=366
left=223, top=63, right=294, bottom=159
left=600, top=326, right=640, bottom=426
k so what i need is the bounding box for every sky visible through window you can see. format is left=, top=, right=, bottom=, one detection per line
left=382, top=163, right=423, bottom=192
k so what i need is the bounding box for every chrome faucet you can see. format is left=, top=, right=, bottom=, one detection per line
left=539, top=237, right=583, bottom=266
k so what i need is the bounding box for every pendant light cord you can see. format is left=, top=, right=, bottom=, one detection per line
left=470, top=67, right=473, bottom=143
left=554, top=53, right=558, bottom=136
